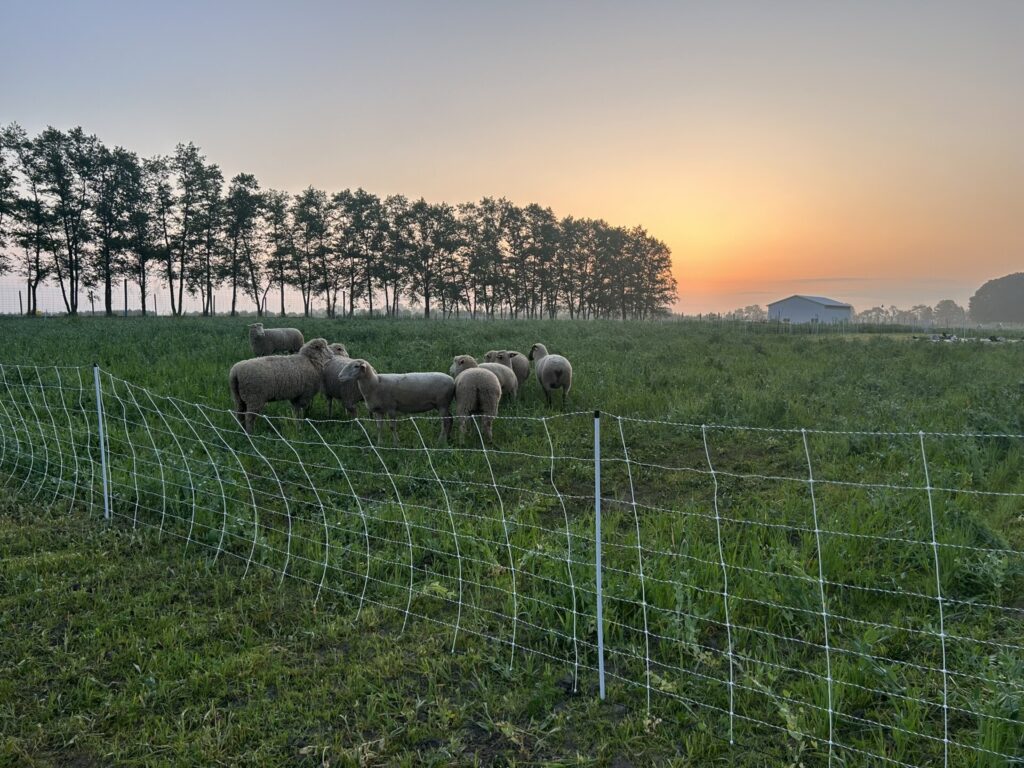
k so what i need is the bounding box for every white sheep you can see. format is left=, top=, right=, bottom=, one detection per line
left=339, top=359, right=455, bottom=444
left=321, top=343, right=362, bottom=418
left=449, top=356, right=502, bottom=441
left=249, top=323, right=304, bottom=356
left=452, top=354, right=517, bottom=400
left=230, top=338, right=333, bottom=433
left=528, top=343, right=573, bottom=406
left=484, top=349, right=530, bottom=390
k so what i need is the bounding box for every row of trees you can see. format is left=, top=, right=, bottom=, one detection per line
left=0, top=124, right=676, bottom=319
left=723, top=299, right=971, bottom=326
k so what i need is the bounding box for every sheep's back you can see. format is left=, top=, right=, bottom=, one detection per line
left=231, top=355, right=318, bottom=400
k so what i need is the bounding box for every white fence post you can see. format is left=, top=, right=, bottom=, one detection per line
left=93, top=363, right=111, bottom=521
left=594, top=409, right=606, bottom=700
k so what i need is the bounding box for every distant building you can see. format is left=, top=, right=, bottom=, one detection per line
left=767, top=295, right=853, bottom=324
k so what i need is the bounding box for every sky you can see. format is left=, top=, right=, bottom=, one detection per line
left=2, top=0, right=1022, bottom=313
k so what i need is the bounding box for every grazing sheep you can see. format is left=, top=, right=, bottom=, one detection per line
left=528, top=343, right=573, bottom=406
left=484, top=349, right=530, bottom=389
left=321, top=343, right=362, bottom=418
left=249, top=323, right=304, bottom=356
left=449, top=356, right=502, bottom=442
left=230, top=338, right=334, bottom=433
left=339, top=359, right=455, bottom=444
left=451, top=354, right=517, bottom=400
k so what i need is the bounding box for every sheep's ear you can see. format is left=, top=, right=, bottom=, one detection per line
left=509, top=351, right=520, bottom=358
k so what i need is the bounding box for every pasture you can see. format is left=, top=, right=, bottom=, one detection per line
left=1, top=316, right=1022, bottom=767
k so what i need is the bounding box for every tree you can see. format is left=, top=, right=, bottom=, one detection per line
left=263, top=189, right=293, bottom=316
left=291, top=187, right=332, bottom=317
left=968, top=273, right=1024, bottom=324
left=933, top=299, right=967, bottom=327
left=3, top=124, right=54, bottom=314
left=38, top=126, right=98, bottom=315
left=223, top=173, right=263, bottom=315
left=166, top=143, right=208, bottom=316
left=401, top=199, right=461, bottom=318
left=190, top=161, right=224, bottom=316
left=343, top=189, right=387, bottom=317
left=125, top=157, right=159, bottom=316
left=91, top=145, right=142, bottom=315
left=0, top=126, right=16, bottom=275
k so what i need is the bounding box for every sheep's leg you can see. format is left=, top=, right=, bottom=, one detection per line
left=390, top=417, right=400, bottom=447
left=483, top=415, right=493, bottom=443
left=346, top=403, right=358, bottom=418
left=442, top=412, right=452, bottom=442
left=327, top=398, right=334, bottom=419
left=544, top=387, right=552, bottom=406
left=244, top=411, right=256, bottom=434
left=374, top=414, right=384, bottom=445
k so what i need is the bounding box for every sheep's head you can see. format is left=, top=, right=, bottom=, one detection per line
left=484, top=350, right=501, bottom=364
left=486, top=350, right=514, bottom=368
left=449, top=355, right=478, bottom=378
left=339, top=359, right=372, bottom=382
left=328, top=342, right=349, bottom=357
left=300, top=338, right=333, bottom=366
left=249, top=323, right=264, bottom=333
left=528, top=343, right=547, bottom=361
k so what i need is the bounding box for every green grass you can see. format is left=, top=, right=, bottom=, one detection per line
left=1, top=316, right=1022, bottom=766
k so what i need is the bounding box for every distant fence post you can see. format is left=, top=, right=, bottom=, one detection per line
left=93, top=363, right=111, bottom=521
left=123, top=279, right=128, bottom=317
left=594, top=409, right=606, bottom=700
left=19, top=290, right=23, bottom=315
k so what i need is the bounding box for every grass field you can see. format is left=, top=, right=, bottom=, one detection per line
left=1, top=316, right=1023, bottom=766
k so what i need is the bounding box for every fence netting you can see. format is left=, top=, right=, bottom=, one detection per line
left=0, top=361, right=1020, bottom=766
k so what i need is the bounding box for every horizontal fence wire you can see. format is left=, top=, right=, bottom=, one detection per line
left=0, top=360, right=1021, bottom=767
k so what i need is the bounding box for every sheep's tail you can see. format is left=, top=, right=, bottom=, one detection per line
left=552, top=368, right=563, bottom=385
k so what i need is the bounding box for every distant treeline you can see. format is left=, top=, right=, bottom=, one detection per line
left=0, top=124, right=676, bottom=319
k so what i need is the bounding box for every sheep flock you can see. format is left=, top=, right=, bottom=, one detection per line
left=229, top=328, right=572, bottom=443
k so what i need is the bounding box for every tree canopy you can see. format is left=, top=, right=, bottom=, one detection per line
left=0, top=123, right=678, bottom=319
left=969, top=273, right=1024, bottom=324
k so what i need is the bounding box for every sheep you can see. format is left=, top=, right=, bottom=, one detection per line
left=321, top=343, right=362, bottom=418
left=249, top=323, right=304, bottom=356
left=229, top=337, right=334, bottom=433
left=453, top=354, right=517, bottom=400
left=339, top=359, right=455, bottom=444
left=484, top=349, right=530, bottom=390
left=528, top=343, right=573, bottom=406
left=448, top=356, right=503, bottom=442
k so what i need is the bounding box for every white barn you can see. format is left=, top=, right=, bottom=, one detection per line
left=767, top=295, right=853, bottom=324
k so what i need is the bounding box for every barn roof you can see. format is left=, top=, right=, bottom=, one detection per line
left=768, top=295, right=852, bottom=309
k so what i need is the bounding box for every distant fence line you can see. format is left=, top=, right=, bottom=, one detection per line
left=0, top=361, right=1021, bottom=766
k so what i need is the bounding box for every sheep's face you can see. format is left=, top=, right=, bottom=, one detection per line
left=339, top=359, right=369, bottom=382
left=484, top=350, right=500, bottom=364
left=489, top=351, right=513, bottom=368
left=249, top=323, right=263, bottom=333
left=449, top=355, right=478, bottom=378
left=528, top=344, right=545, bottom=361
left=329, top=343, right=349, bottom=357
